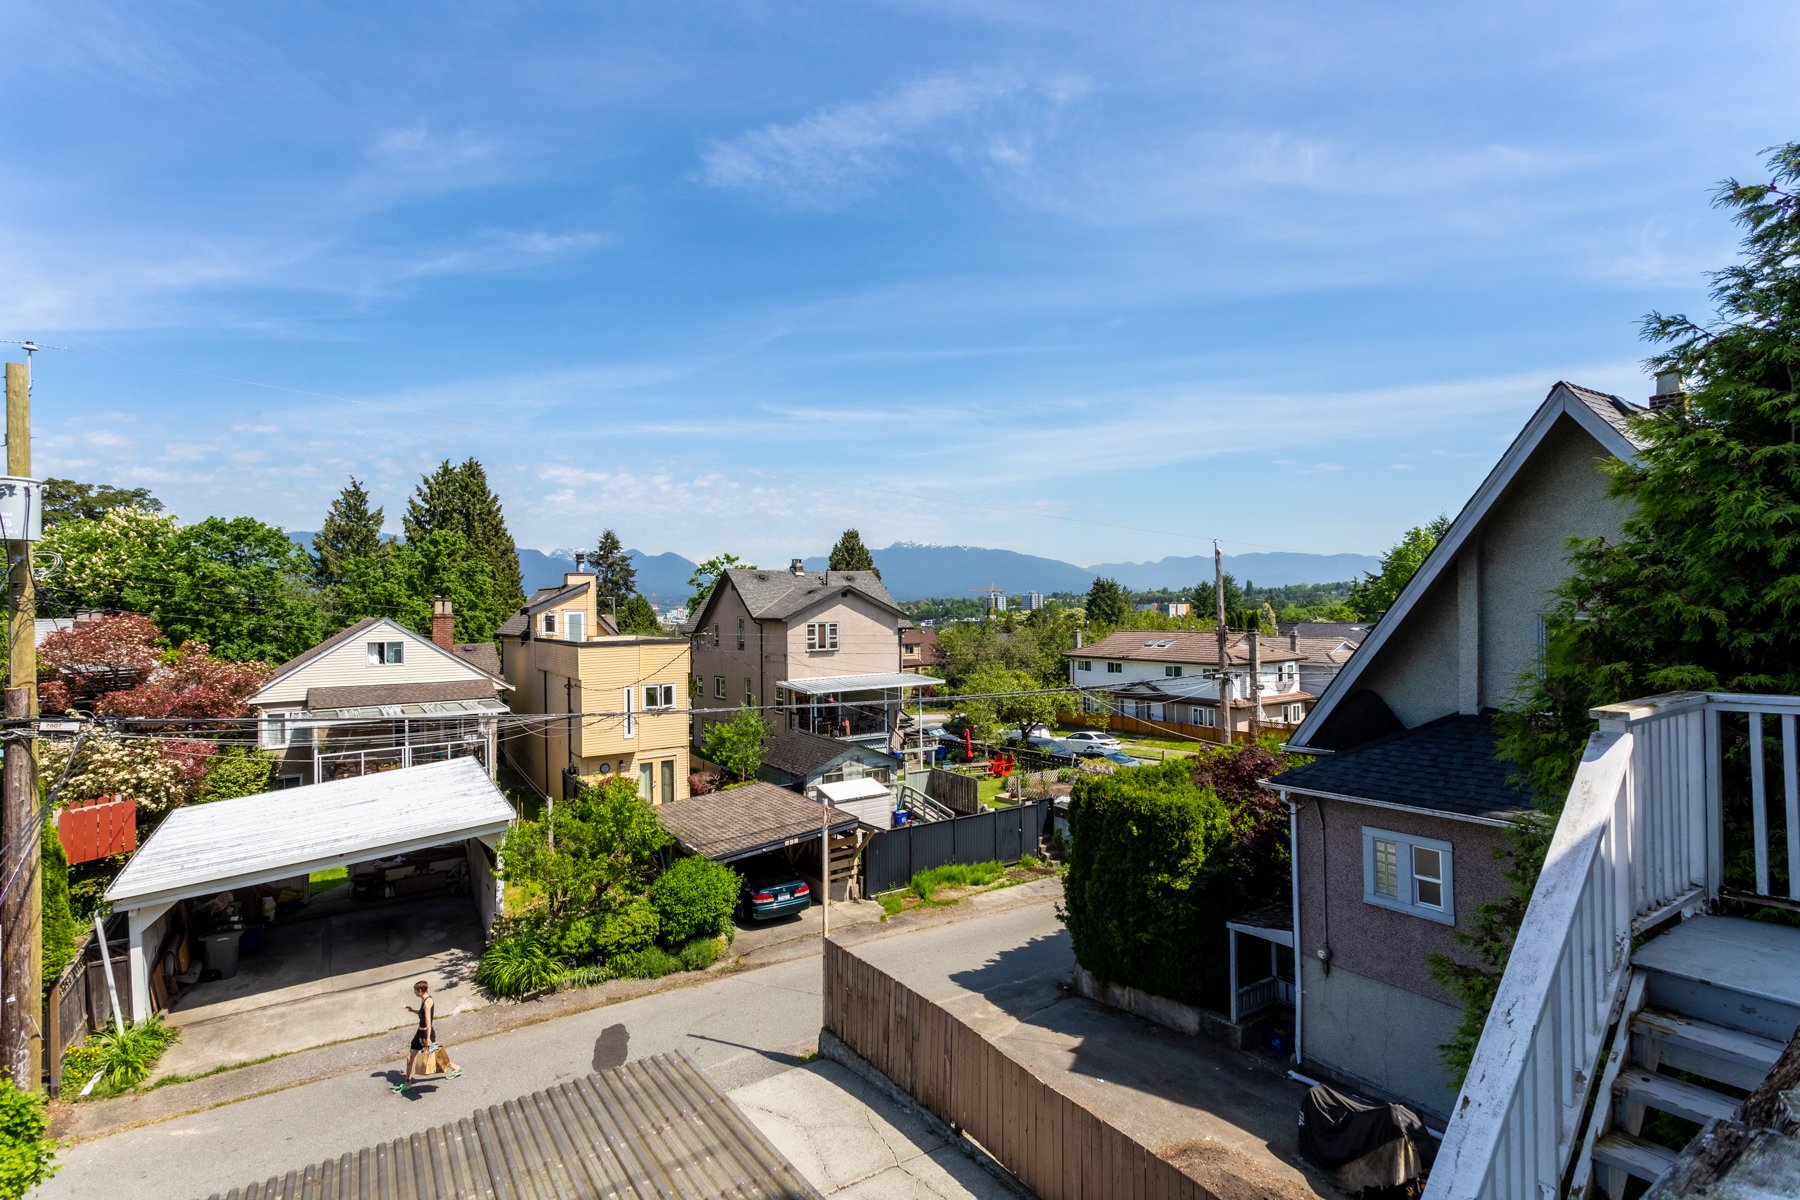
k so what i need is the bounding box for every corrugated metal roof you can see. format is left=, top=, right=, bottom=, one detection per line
left=776, top=672, right=936, bottom=696
left=208, top=1052, right=823, bottom=1200
left=106, top=757, right=515, bottom=910
left=658, top=783, right=859, bottom=862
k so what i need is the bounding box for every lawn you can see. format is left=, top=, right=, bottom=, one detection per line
left=308, top=865, right=348, bottom=895
left=876, top=857, right=1061, bottom=918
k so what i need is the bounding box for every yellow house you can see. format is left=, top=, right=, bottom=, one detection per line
left=499, top=572, right=691, bottom=805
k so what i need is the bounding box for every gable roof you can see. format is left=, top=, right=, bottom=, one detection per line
left=250, top=616, right=508, bottom=706
left=1289, top=381, right=1644, bottom=752
left=696, top=568, right=903, bottom=630
left=1072, top=629, right=1304, bottom=666
left=497, top=578, right=619, bottom=639
left=1270, top=713, right=1532, bottom=823
left=451, top=641, right=501, bottom=677
left=761, top=729, right=895, bottom=779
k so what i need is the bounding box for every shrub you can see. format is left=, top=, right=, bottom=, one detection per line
left=650, top=856, right=740, bottom=946
left=605, top=945, right=683, bottom=980
left=553, top=963, right=611, bottom=991
left=42, top=826, right=78, bottom=989
left=476, top=928, right=566, bottom=998
left=591, top=897, right=661, bottom=960
left=676, top=935, right=725, bottom=972
left=0, top=1077, right=57, bottom=1197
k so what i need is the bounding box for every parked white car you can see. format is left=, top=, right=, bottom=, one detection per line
left=1063, top=731, right=1123, bottom=751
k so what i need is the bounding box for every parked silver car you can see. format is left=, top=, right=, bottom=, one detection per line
left=1063, top=731, right=1123, bottom=752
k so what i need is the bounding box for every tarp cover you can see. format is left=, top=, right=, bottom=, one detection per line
left=1297, top=1083, right=1429, bottom=1174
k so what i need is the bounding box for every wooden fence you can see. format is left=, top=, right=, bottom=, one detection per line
left=864, top=801, right=1047, bottom=896
left=926, top=768, right=983, bottom=815
left=823, top=940, right=1221, bottom=1200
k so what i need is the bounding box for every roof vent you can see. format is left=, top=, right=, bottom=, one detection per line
left=790, top=558, right=806, bottom=576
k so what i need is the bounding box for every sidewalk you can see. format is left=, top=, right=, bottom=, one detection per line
left=50, top=878, right=1059, bottom=1145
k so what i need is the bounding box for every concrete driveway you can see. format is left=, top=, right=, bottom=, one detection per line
left=158, top=894, right=485, bottom=1079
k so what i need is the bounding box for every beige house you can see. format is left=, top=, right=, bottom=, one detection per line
left=247, top=601, right=510, bottom=788
left=499, top=573, right=691, bottom=805
left=687, top=561, right=925, bottom=747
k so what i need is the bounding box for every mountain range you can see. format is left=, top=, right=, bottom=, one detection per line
left=293, top=535, right=1376, bottom=604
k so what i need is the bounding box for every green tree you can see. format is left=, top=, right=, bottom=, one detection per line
left=1084, top=576, right=1130, bottom=628
left=0, top=1077, right=57, bottom=1197
left=1192, top=573, right=1246, bottom=619
left=497, top=777, right=672, bottom=926
left=158, top=517, right=326, bottom=662
left=41, top=478, right=162, bottom=528
left=403, top=459, right=525, bottom=614
left=702, top=706, right=771, bottom=781
left=1347, top=516, right=1450, bottom=619
left=195, top=747, right=277, bottom=804
left=1432, top=143, right=1800, bottom=1080
left=827, top=528, right=879, bottom=578
left=590, top=529, right=638, bottom=610
left=959, top=663, right=1071, bottom=745
left=328, top=530, right=507, bottom=643
left=312, top=477, right=385, bottom=588
left=649, top=856, right=741, bottom=945
left=687, top=553, right=753, bottom=614
left=36, top=507, right=178, bottom=619
left=615, top=594, right=664, bottom=635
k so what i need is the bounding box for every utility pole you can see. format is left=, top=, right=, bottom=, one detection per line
left=1214, top=541, right=1230, bottom=747
left=1, top=357, right=41, bottom=1087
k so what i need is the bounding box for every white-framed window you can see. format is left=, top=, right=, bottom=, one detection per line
left=1282, top=703, right=1304, bottom=724
left=1106, top=661, right=1123, bottom=674
left=737, top=618, right=745, bottom=651
left=1189, top=706, right=1216, bottom=728
left=1278, top=661, right=1298, bottom=683
left=275, top=774, right=303, bottom=790
left=564, top=610, right=586, bottom=642
left=744, top=678, right=753, bottom=704
left=367, top=640, right=404, bottom=665
left=1362, top=828, right=1454, bottom=924
left=713, top=675, right=726, bottom=699
left=806, top=622, right=839, bottom=651
left=1077, top=659, right=1092, bottom=672
left=621, top=686, right=636, bottom=739
left=709, top=624, right=720, bottom=648
left=1164, top=665, right=1183, bottom=677
left=644, top=683, right=675, bottom=710
left=540, top=612, right=557, bottom=636
left=261, top=710, right=297, bottom=749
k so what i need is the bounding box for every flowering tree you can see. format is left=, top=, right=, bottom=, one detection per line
left=38, top=731, right=186, bottom=814
left=39, top=615, right=270, bottom=718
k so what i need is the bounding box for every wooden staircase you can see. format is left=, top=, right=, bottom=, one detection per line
left=1574, top=915, right=1797, bottom=1196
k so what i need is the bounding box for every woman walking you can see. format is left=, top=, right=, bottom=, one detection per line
left=397, top=979, right=461, bottom=1093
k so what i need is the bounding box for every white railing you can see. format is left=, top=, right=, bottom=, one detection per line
left=1426, top=693, right=1716, bottom=1200
left=316, top=737, right=485, bottom=781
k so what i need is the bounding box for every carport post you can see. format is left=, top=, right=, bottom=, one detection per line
left=126, top=902, right=171, bottom=1025
left=821, top=798, right=829, bottom=939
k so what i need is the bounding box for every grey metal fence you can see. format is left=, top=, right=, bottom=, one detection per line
left=863, top=800, right=1048, bottom=894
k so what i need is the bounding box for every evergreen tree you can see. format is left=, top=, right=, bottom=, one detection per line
left=41, top=824, right=77, bottom=989
left=403, top=458, right=525, bottom=615
left=313, top=476, right=385, bottom=587
left=1192, top=573, right=1246, bottom=618
left=1084, top=576, right=1130, bottom=628
left=616, top=594, right=665, bottom=635
left=590, top=529, right=638, bottom=608
left=827, top=528, right=879, bottom=578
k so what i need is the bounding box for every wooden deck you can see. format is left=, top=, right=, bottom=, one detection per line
left=1635, top=915, right=1800, bottom=1010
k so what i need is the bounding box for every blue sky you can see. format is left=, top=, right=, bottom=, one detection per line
left=4, top=2, right=1795, bottom=567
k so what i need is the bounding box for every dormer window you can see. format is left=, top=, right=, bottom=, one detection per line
left=367, top=641, right=404, bottom=665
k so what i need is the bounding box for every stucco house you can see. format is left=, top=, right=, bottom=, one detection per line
left=247, top=600, right=510, bottom=788
left=1066, top=629, right=1311, bottom=743
left=499, top=572, right=691, bottom=805
left=1263, top=380, right=1648, bottom=1120
left=687, top=561, right=929, bottom=749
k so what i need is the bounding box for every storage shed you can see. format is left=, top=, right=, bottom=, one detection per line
left=104, top=756, right=514, bottom=1023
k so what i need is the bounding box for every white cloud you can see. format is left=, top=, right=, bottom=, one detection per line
left=365, top=122, right=499, bottom=176
left=700, top=69, right=1094, bottom=207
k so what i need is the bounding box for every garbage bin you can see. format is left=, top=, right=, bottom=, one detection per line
left=199, top=931, right=241, bottom=979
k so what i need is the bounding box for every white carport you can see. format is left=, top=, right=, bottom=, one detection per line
left=104, top=756, right=514, bottom=1023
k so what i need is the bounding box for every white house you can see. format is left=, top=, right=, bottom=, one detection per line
left=1065, top=629, right=1312, bottom=742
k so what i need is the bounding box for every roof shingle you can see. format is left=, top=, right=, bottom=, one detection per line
left=719, top=568, right=902, bottom=621
left=1271, top=713, right=1533, bottom=819
left=657, top=782, right=859, bottom=861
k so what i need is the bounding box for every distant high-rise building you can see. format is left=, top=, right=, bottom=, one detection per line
left=1026, top=592, right=1044, bottom=610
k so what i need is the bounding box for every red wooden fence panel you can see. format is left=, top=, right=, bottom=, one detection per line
left=57, top=797, right=136, bottom=864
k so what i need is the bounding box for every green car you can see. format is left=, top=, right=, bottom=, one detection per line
left=740, top=875, right=813, bottom=921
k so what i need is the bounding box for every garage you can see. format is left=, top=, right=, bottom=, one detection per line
left=103, top=756, right=514, bottom=1030
left=656, top=782, right=862, bottom=901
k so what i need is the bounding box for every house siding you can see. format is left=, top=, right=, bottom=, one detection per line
left=1292, top=796, right=1512, bottom=1116
left=253, top=621, right=497, bottom=707
left=502, top=634, right=691, bottom=804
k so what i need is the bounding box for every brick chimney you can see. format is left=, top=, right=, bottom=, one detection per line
left=790, top=558, right=806, bottom=576
left=1649, top=369, right=1687, bottom=413
left=431, top=596, right=454, bottom=649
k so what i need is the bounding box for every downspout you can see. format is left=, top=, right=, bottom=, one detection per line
left=1287, top=789, right=1303, bottom=1068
